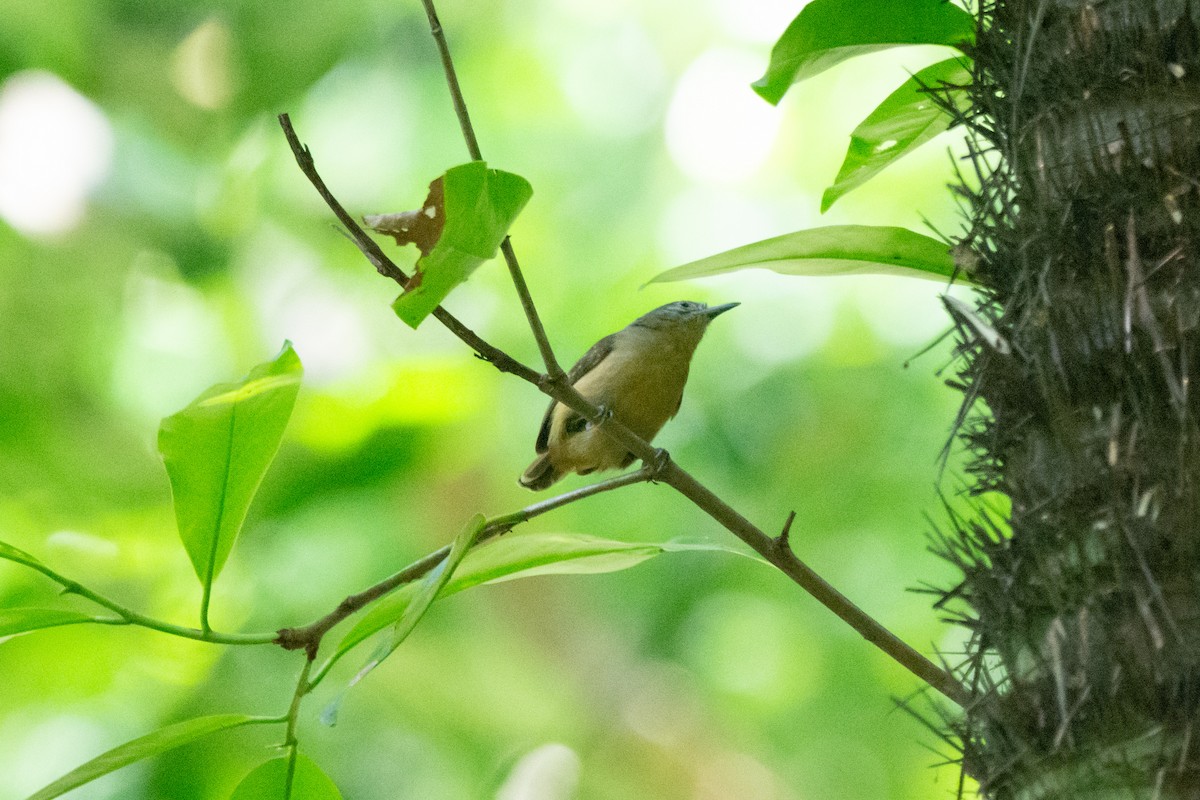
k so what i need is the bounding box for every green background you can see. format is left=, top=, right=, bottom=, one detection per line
left=0, top=0, right=974, bottom=797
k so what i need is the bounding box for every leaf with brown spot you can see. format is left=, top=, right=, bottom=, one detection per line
left=367, top=161, right=533, bottom=329
left=363, top=177, right=445, bottom=256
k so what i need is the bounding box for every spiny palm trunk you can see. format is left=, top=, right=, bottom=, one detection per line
left=943, top=1, right=1200, bottom=796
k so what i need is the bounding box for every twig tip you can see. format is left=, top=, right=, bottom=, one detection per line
left=778, top=510, right=797, bottom=551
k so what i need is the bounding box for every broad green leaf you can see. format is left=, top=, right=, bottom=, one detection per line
left=386, top=162, right=532, bottom=328
left=229, top=754, right=342, bottom=800
left=0, top=608, right=119, bottom=639
left=650, top=225, right=958, bottom=284
left=332, top=533, right=756, bottom=662
left=27, top=714, right=278, bottom=800
left=752, top=0, right=975, bottom=105
left=158, top=342, right=303, bottom=588
left=822, top=58, right=972, bottom=212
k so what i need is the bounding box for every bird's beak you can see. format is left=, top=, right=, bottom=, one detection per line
left=703, top=302, right=740, bottom=319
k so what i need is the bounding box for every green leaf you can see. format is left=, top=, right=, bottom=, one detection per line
left=0, top=540, right=46, bottom=570
left=752, top=0, right=975, bottom=105
left=650, top=225, right=958, bottom=284
left=158, top=342, right=303, bottom=588
left=388, top=162, right=532, bottom=328
left=332, top=533, right=754, bottom=663
left=336, top=514, right=486, bottom=701
left=229, top=754, right=342, bottom=800
left=822, top=58, right=972, bottom=212
left=0, top=608, right=119, bottom=639
left=26, top=714, right=278, bottom=800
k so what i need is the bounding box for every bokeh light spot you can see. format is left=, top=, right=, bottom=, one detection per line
left=496, top=743, right=581, bottom=800
left=665, top=48, right=780, bottom=183
left=171, top=18, right=236, bottom=110
left=705, top=0, right=807, bottom=44
left=681, top=590, right=820, bottom=702
left=0, top=71, right=113, bottom=235
left=562, top=23, right=668, bottom=137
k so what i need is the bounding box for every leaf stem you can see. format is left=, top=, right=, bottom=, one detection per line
left=281, top=654, right=315, bottom=800
left=0, top=549, right=276, bottom=645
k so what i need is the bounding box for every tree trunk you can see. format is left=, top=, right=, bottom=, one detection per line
left=944, top=1, right=1200, bottom=796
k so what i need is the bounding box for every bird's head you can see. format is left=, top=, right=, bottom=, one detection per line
left=631, top=300, right=739, bottom=335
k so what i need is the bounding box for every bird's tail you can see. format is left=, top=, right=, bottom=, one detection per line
left=519, top=454, right=560, bottom=491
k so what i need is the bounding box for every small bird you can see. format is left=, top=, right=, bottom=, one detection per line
left=520, top=300, right=738, bottom=490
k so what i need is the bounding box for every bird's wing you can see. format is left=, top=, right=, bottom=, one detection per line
left=669, top=365, right=692, bottom=419
left=534, top=333, right=618, bottom=453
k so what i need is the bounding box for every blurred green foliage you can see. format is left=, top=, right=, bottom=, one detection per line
left=0, top=0, right=975, bottom=798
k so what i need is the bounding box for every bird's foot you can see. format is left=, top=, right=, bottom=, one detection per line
left=587, top=404, right=614, bottom=430
left=647, top=448, right=671, bottom=481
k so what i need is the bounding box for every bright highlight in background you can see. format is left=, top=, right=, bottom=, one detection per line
left=0, top=71, right=113, bottom=236
left=706, top=0, right=806, bottom=43
left=171, top=18, right=236, bottom=110
left=496, top=743, right=581, bottom=800
left=665, top=48, right=780, bottom=183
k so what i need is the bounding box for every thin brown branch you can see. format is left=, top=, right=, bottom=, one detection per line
left=278, top=114, right=408, bottom=285
left=419, top=0, right=482, bottom=162
left=418, top=0, right=564, bottom=379
left=660, top=464, right=971, bottom=707
left=275, top=467, right=653, bottom=653
left=277, top=113, right=541, bottom=385
left=778, top=510, right=797, bottom=552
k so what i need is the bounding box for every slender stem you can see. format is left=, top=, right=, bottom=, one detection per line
left=419, top=0, right=482, bottom=161
left=418, top=0, right=564, bottom=378
left=199, top=585, right=212, bottom=634
left=495, top=464, right=654, bottom=524
left=278, top=115, right=408, bottom=285
left=276, top=467, right=654, bottom=661
left=82, top=585, right=274, bottom=645
left=0, top=555, right=278, bottom=645
left=281, top=655, right=315, bottom=799
left=431, top=306, right=541, bottom=384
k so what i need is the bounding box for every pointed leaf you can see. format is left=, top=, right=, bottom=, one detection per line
left=26, top=714, right=278, bottom=800
left=650, top=225, right=959, bottom=284
left=229, top=754, right=342, bottom=800
left=822, top=58, right=972, bottom=212
left=0, top=540, right=46, bottom=570
left=0, top=608, right=119, bottom=640
left=752, top=0, right=974, bottom=105
left=376, top=162, right=532, bottom=329
left=332, top=533, right=754, bottom=663
left=158, top=342, right=303, bottom=588
left=344, top=514, right=485, bottom=691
